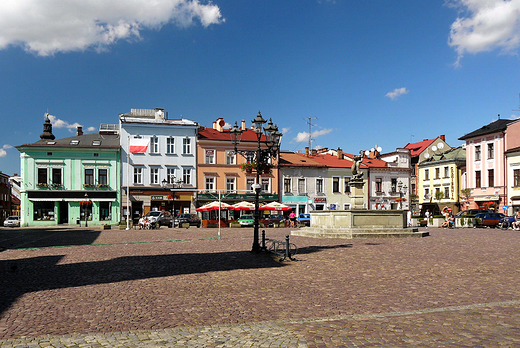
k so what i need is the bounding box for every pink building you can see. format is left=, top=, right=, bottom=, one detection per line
left=459, top=119, right=516, bottom=212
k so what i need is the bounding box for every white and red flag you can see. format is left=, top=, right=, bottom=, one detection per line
left=129, top=138, right=149, bottom=153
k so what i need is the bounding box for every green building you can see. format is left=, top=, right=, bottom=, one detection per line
left=16, top=117, right=121, bottom=227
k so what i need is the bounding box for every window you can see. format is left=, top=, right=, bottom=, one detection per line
left=425, top=188, right=430, bottom=197
left=247, top=178, right=255, bottom=192
left=488, top=169, right=494, bottom=187
left=444, top=186, right=450, bottom=199
left=33, top=201, right=55, bottom=221
left=133, top=167, right=143, bottom=184
left=391, top=178, right=397, bottom=192
left=226, top=177, right=236, bottom=193
left=344, top=177, right=351, bottom=194
left=261, top=178, right=270, bottom=192
left=444, top=166, right=449, bottom=178
left=284, top=178, right=291, bottom=193
left=298, top=178, right=306, bottom=194
left=515, top=169, right=520, bottom=187
left=435, top=187, right=441, bottom=196
left=183, top=138, right=191, bottom=154
left=98, top=169, right=108, bottom=186
left=487, top=143, right=494, bottom=159
left=182, top=168, right=191, bottom=185
left=475, top=170, right=481, bottom=188
left=37, top=167, right=47, bottom=185
left=343, top=203, right=351, bottom=210
left=332, top=177, right=340, bottom=193
left=205, top=177, right=215, bottom=191
left=52, top=168, right=61, bottom=186
left=99, top=202, right=111, bottom=221
left=316, top=178, right=323, bottom=193
left=166, top=137, right=175, bottom=154
left=475, top=145, right=481, bottom=161
left=205, top=149, right=215, bottom=164
left=84, top=168, right=94, bottom=185
left=225, top=150, right=236, bottom=165
left=150, top=167, right=159, bottom=184
left=435, top=168, right=440, bottom=179
left=150, top=136, right=158, bottom=154
left=424, top=169, right=429, bottom=180
left=376, top=178, right=382, bottom=192
left=167, top=168, right=176, bottom=184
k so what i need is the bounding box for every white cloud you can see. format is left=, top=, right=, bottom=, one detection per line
left=281, top=127, right=291, bottom=135
left=293, top=128, right=333, bottom=143
left=448, top=0, right=520, bottom=66
left=385, top=87, right=409, bottom=100
left=0, top=149, right=6, bottom=158
left=3, top=144, right=12, bottom=150
left=0, top=144, right=12, bottom=157
left=46, top=113, right=95, bottom=133
left=0, top=0, right=224, bottom=56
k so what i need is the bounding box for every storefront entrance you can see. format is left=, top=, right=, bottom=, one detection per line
left=59, top=201, right=68, bottom=224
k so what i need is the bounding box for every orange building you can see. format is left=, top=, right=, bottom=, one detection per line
left=195, top=118, right=280, bottom=215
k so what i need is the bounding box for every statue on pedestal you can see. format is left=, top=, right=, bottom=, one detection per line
left=351, top=152, right=364, bottom=181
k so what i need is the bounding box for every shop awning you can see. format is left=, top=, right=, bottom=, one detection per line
left=474, top=196, right=499, bottom=201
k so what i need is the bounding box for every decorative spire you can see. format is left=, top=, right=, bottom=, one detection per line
left=40, top=113, right=55, bottom=140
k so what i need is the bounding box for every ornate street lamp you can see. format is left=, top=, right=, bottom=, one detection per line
left=230, top=111, right=282, bottom=252
left=162, top=175, right=183, bottom=215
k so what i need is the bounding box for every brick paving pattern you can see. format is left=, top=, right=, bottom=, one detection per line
left=1, top=226, right=520, bottom=347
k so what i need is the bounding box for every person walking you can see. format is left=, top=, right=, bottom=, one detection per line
left=513, top=211, right=520, bottom=231
left=289, top=210, right=296, bottom=227
left=424, top=209, right=431, bottom=229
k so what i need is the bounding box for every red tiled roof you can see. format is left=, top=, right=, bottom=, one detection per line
left=404, top=138, right=437, bottom=157
left=308, top=153, right=355, bottom=168
left=198, top=127, right=268, bottom=142
left=279, top=152, right=326, bottom=167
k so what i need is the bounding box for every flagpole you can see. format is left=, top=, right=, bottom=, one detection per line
left=126, top=135, right=130, bottom=230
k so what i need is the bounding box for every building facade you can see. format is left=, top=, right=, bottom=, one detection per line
left=16, top=117, right=121, bottom=227
left=459, top=119, right=515, bottom=212
left=196, top=117, right=280, bottom=216
left=120, top=108, right=199, bottom=222
left=0, top=171, right=12, bottom=221
left=417, top=146, right=466, bottom=214
left=505, top=119, right=520, bottom=215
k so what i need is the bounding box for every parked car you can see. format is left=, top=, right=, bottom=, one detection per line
left=238, top=214, right=255, bottom=227
left=3, top=216, right=20, bottom=227
left=474, top=212, right=505, bottom=228
left=261, top=214, right=285, bottom=227
left=174, top=213, right=201, bottom=228
left=145, top=211, right=173, bottom=228
left=455, top=209, right=492, bottom=218
left=298, top=213, right=311, bottom=226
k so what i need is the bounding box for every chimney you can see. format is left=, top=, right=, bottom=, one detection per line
left=440, top=135, right=446, bottom=141
left=305, top=147, right=309, bottom=157
left=311, top=149, right=317, bottom=156
left=337, top=148, right=343, bottom=159
left=76, top=126, right=83, bottom=136
left=154, top=108, right=165, bottom=120
left=241, top=120, right=246, bottom=131
left=212, top=120, right=217, bottom=130
left=215, top=118, right=224, bottom=132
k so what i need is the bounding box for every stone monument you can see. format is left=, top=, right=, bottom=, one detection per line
left=292, top=151, right=428, bottom=239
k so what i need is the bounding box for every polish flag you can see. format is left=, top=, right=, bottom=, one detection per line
left=129, top=138, right=149, bottom=153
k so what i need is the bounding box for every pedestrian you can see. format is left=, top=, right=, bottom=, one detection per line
left=289, top=210, right=296, bottom=227
left=513, top=211, right=520, bottom=231
left=424, top=209, right=431, bottom=229
left=407, top=210, right=412, bottom=227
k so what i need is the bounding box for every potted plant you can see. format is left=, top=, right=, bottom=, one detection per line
left=37, top=183, right=48, bottom=188
left=240, top=162, right=254, bottom=173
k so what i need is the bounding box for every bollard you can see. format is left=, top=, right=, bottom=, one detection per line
left=285, top=235, right=290, bottom=260
left=261, top=230, right=266, bottom=251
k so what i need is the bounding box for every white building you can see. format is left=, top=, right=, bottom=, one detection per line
left=119, top=108, right=199, bottom=222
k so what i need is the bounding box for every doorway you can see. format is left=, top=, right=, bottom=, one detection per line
left=59, top=201, right=68, bottom=224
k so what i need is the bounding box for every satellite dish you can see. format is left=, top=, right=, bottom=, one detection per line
left=432, top=146, right=437, bottom=151
left=377, top=146, right=382, bottom=152
left=438, top=143, right=444, bottom=149
left=370, top=148, right=375, bottom=152
left=424, top=153, right=430, bottom=159
left=364, top=150, right=370, bottom=156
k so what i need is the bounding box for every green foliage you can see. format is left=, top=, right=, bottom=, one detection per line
left=435, top=191, right=444, bottom=202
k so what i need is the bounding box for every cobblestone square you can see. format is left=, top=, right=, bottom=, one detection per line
left=1, top=226, right=520, bottom=347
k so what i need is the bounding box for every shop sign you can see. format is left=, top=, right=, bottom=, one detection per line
left=151, top=195, right=164, bottom=201
left=314, top=197, right=326, bottom=203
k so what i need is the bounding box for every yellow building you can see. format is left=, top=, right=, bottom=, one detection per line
left=417, top=147, right=466, bottom=215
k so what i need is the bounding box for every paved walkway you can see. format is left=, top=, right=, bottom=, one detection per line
left=1, top=226, right=520, bottom=347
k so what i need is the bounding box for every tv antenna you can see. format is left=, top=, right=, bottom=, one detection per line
left=304, top=116, right=317, bottom=150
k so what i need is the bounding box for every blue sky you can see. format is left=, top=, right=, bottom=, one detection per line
left=1, top=0, right=520, bottom=175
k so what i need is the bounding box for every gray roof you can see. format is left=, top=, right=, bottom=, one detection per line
left=17, top=132, right=120, bottom=149
left=459, top=119, right=514, bottom=140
